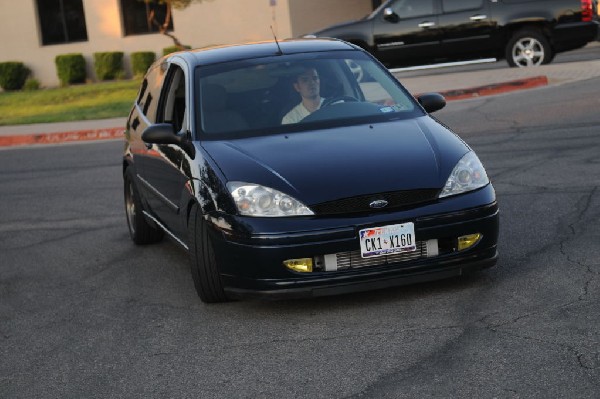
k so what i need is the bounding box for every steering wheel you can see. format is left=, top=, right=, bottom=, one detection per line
left=321, top=96, right=360, bottom=108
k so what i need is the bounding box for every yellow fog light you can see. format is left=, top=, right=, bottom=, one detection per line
left=283, top=258, right=313, bottom=273
left=458, top=233, right=482, bottom=251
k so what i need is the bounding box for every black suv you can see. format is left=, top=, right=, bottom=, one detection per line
left=310, top=0, right=599, bottom=67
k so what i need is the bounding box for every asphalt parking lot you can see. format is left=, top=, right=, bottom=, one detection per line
left=1, top=46, right=599, bottom=397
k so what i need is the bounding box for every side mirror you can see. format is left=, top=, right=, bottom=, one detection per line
left=383, top=7, right=399, bottom=23
left=142, top=123, right=181, bottom=145
left=417, top=93, right=446, bottom=113
left=141, top=123, right=196, bottom=158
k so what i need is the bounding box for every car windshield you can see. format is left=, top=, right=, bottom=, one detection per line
left=195, top=50, right=422, bottom=138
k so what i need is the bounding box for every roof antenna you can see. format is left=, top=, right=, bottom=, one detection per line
left=271, top=25, right=283, bottom=55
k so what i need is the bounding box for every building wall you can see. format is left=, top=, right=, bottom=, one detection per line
left=287, top=0, right=373, bottom=37
left=0, top=0, right=375, bottom=87
left=0, top=0, right=295, bottom=87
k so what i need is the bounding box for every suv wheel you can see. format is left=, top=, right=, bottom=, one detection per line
left=506, top=29, right=553, bottom=68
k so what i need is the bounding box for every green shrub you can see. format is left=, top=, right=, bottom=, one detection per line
left=93, top=52, right=125, bottom=81
left=23, top=78, right=41, bottom=91
left=131, top=51, right=155, bottom=77
left=55, top=53, right=86, bottom=86
left=162, top=45, right=192, bottom=56
left=0, top=62, right=30, bottom=91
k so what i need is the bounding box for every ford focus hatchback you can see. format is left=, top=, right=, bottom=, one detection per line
left=123, top=39, right=499, bottom=303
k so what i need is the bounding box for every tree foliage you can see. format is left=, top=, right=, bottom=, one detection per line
left=142, top=0, right=211, bottom=49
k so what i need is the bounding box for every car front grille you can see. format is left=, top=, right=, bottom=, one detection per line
left=311, top=189, right=440, bottom=215
left=336, top=240, right=427, bottom=270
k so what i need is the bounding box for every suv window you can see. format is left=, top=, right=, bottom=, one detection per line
left=441, top=0, right=483, bottom=13
left=390, top=0, right=435, bottom=18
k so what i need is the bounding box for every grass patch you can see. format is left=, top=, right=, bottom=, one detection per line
left=0, top=80, right=140, bottom=126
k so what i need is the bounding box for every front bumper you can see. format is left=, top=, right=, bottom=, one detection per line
left=206, top=185, right=499, bottom=299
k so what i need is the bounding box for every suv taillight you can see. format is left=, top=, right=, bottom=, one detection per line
left=581, top=0, right=593, bottom=22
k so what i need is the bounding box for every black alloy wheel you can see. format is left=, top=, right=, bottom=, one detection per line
left=188, top=204, right=229, bottom=303
left=124, top=168, right=164, bottom=245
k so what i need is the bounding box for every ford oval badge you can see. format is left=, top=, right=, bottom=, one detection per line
left=369, top=200, right=388, bottom=209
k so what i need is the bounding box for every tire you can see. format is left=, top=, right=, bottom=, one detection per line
left=188, top=204, right=229, bottom=303
left=124, top=167, right=164, bottom=245
left=505, top=29, right=553, bottom=68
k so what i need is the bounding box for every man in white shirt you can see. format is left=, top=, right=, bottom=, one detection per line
left=281, top=66, right=324, bottom=124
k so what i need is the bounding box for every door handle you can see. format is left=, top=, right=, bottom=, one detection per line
left=418, top=21, right=436, bottom=28
left=470, top=15, right=487, bottom=21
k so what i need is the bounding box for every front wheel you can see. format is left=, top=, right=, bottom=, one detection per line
left=505, top=29, right=553, bottom=68
left=188, top=204, right=229, bottom=303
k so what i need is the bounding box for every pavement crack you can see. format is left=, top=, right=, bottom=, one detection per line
left=559, top=186, right=599, bottom=301
left=490, top=329, right=599, bottom=371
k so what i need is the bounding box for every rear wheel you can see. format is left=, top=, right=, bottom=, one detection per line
left=124, top=168, right=164, bottom=244
left=188, top=204, right=229, bottom=303
left=505, top=29, right=553, bottom=68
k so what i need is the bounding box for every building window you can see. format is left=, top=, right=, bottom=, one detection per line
left=37, top=0, right=88, bottom=45
left=120, top=0, right=174, bottom=36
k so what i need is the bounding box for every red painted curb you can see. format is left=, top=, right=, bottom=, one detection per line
left=440, top=75, right=548, bottom=101
left=0, top=76, right=549, bottom=148
left=0, top=127, right=123, bottom=148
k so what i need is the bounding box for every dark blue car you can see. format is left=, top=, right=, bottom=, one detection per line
left=123, top=39, right=499, bottom=303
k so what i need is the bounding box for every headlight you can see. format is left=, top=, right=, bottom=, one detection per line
left=227, top=182, right=314, bottom=217
left=439, top=151, right=489, bottom=198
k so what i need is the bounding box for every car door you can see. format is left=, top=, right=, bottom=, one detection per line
left=372, top=0, right=441, bottom=65
left=138, top=62, right=190, bottom=240
left=437, top=0, right=496, bottom=59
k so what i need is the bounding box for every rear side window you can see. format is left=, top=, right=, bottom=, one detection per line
left=137, top=63, right=167, bottom=123
left=442, top=0, right=483, bottom=13
left=391, top=0, right=435, bottom=18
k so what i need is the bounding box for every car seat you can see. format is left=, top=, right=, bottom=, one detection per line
left=201, top=84, right=249, bottom=134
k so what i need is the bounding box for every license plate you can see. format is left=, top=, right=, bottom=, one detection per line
left=359, top=222, right=416, bottom=258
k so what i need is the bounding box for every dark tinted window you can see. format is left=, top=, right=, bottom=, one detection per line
left=391, top=0, right=435, bottom=18
left=120, top=0, right=174, bottom=36
left=442, top=0, right=483, bottom=13
left=37, top=0, right=88, bottom=45
left=157, top=65, right=186, bottom=132
left=139, top=63, right=168, bottom=122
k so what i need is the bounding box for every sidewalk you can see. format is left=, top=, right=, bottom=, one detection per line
left=395, top=56, right=600, bottom=95
left=1, top=53, right=599, bottom=148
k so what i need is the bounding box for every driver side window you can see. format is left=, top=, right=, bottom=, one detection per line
left=159, top=65, right=187, bottom=133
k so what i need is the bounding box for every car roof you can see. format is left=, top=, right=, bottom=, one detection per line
left=167, top=39, right=359, bottom=67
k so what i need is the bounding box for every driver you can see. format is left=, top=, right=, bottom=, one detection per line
left=281, top=65, right=324, bottom=124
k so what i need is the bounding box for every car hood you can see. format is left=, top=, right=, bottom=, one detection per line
left=201, top=117, right=469, bottom=206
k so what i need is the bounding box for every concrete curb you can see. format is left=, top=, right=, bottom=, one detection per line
left=0, top=76, right=548, bottom=148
